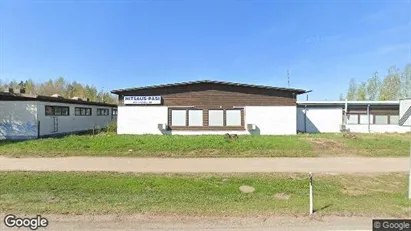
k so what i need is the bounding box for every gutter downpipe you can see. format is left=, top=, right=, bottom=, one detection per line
left=344, top=99, right=348, bottom=126
left=304, top=105, right=307, bottom=133
left=367, top=104, right=370, bottom=133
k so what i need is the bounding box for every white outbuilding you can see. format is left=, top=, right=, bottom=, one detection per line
left=0, top=91, right=117, bottom=140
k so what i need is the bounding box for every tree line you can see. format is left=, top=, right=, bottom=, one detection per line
left=0, top=77, right=118, bottom=104
left=341, top=63, right=411, bottom=101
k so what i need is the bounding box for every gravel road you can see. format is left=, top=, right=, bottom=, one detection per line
left=0, top=214, right=376, bottom=231
left=0, top=156, right=408, bottom=173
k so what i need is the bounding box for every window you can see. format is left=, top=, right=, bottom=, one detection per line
left=45, top=106, right=69, bottom=116
left=75, top=107, right=92, bottom=116
left=226, top=110, right=242, bottom=126
left=209, top=110, right=224, bottom=126
left=390, top=115, right=399, bottom=125
left=188, top=110, right=203, bottom=126
left=347, top=114, right=359, bottom=124
left=97, top=108, right=110, bottom=116
left=112, top=109, right=118, bottom=116
left=171, top=110, right=187, bottom=126
left=374, top=115, right=388, bottom=124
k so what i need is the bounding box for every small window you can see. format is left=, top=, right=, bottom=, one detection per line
left=209, top=110, right=224, bottom=126
left=226, top=110, right=242, bottom=126
left=97, top=108, right=109, bottom=116
left=171, top=110, right=187, bottom=126
left=359, top=114, right=369, bottom=124
left=112, top=109, right=118, bottom=116
left=375, top=115, right=388, bottom=124
left=45, top=106, right=70, bottom=116
left=188, top=110, right=203, bottom=126
left=45, top=106, right=53, bottom=116
left=75, top=107, right=92, bottom=116
left=390, top=115, right=399, bottom=125
left=347, top=114, right=359, bottom=124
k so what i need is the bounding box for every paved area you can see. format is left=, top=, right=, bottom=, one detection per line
left=0, top=157, right=409, bottom=173
left=0, top=214, right=375, bottom=231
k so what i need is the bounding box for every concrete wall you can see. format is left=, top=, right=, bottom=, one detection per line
left=117, top=106, right=168, bottom=135
left=37, top=102, right=115, bottom=137
left=297, top=107, right=343, bottom=133
left=0, top=101, right=38, bottom=140
left=245, top=106, right=297, bottom=135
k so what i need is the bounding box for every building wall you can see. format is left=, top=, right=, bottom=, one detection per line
left=119, top=83, right=296, bottom=106
left=0, top=101, right=38, bottom=140
left=117, top=83, right=298, bottom=135
left=36, top=101, right=115, bottom=137
left=245, top=106, right=297, bottom=135
left=117, top=106, right=168, bottom=135
left=297, top=107, right=343, bottom=133
left=347, top=124, right=411, bottom=133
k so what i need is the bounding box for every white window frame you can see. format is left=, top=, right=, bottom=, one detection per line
left=226, top=109, right=242, bottom=126
left=188, top=110, right=203, bottom=126
left=208, top=110, right=224, bottom=126
left=171, top=110, right=187, bottom=126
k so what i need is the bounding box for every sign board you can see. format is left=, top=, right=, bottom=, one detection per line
left=123, top=96, right=162, bottom=105
left=399, top=99, right=411, bottom=127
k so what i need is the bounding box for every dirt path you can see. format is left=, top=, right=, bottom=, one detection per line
left=0, top=214, right=375, bottom=231
left=0, top=157, right=408, bottom=173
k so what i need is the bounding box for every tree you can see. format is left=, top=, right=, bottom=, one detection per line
left=339, top=93, right=345, bottom=101
left=357, top=82, right=367, bottom=100
left=367, top=72, right=381, bottom=100
left=400, top=64, right=411, bottom=98
left=379, top=66, right=401, bottom=100
left=346, top=78, right=357, bottom=100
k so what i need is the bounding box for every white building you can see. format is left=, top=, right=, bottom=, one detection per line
left=297, top=101, right=411, bottom=133
left=111, top=80, right=307, bottom=135
left=0, top=92, right=117, bottom=140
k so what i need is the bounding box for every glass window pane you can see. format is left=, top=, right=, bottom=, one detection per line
left=390, top=115, right=399, bottom=125
left=347, top=114, right=358, bottom=124
left=45, top=106, right=53, bottom=116
left=171, top=110, right=186, bottom=126
left=209, top=110, right=224, bottom=126
left=188, top=110, right=203, bottom=126
left=226, top=110, right=241, bottom=126
left=75, top=108, right=81, bottom=116
left=86, top=108, right=91, bottom=116
left=81, top=108, right=86, bottom=115
left=375, top=115, right=388, bottom=124
left=62, top=107, right=69, bottom=116
left=54, top=107, right=62, bottom=116
left=359, top=114, right=369, bottom=124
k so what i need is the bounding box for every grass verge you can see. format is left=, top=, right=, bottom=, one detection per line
left=1, top=133, right=410, bottom=157
left=0, top=172, right=410, bottom=216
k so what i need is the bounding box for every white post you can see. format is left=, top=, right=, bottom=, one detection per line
left=409, top=141, right=411, bottom=199
left=309, top=172, right=313, bottom=215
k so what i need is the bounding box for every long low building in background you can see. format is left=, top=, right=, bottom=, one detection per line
left=297, top=100, right=411, bottom=133
left=0, top=92, right=118, bottom=140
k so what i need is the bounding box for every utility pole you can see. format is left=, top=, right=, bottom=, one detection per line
left=287, top=69, right=290, bottom=87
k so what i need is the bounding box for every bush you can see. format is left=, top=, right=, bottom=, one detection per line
left=106, top=121, right=117, bottom=133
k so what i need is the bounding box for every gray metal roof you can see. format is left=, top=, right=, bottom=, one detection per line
left=111, top=80, right=307, bottom=94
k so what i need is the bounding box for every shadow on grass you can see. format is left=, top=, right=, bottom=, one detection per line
left=314, top=204, right=333, bottom=213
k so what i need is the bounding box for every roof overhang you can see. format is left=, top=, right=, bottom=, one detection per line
left=111, top=80, right=308, bottom=95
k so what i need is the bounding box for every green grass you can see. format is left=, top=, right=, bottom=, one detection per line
left=0, top=133, right=315, bottom=157
left=0, top=132, right=411, bottom=157
left=0, top=172, right=410, bottom=216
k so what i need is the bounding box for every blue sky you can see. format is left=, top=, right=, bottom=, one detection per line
left=0, top=0, right=410, bottom=100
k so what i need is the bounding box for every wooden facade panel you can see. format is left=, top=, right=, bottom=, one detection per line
left=119, top=83, right=297, bottom=106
